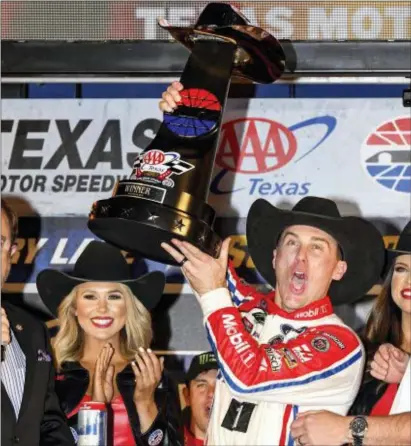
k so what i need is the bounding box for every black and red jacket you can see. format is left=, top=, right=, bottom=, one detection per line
left=55, top=361, right=183, bottom=446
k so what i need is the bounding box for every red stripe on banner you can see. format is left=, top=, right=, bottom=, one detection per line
left=108, top=1, right=137, bottom=39
left=279, top=404, right=292, bottom=446
left=1, top=2, right=18, bottom=37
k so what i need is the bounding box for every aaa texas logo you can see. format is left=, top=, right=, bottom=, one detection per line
left=362, top=116, right=411, bottom=194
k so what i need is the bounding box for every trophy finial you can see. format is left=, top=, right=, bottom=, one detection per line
left=159, top=2, right=286, bottom=84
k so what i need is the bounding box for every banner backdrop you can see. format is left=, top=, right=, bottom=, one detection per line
left=2, top=98, right=410, bottom=217
left=1, top=95, right=410, bottom=379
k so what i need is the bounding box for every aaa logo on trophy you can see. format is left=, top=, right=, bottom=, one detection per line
left=131, top=149, right=195, bottom=188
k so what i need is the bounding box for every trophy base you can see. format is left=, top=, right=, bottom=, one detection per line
left=88, top=196, right=222, bottom=265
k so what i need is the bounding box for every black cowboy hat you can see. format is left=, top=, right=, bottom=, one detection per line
left=247, top=197, right=386, bottom=305
left=36, top=241, right=166, bottom=317
left=386, top=220, right=411, bottom=267
left=158, top=2, right=285, bottom=84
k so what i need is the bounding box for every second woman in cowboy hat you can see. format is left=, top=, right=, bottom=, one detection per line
left=349, top=220, right=411, bottom=416
left=36, top=241, right=183, bottom=446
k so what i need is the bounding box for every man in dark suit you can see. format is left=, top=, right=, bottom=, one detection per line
left=1, top=198, right=74, bottom=446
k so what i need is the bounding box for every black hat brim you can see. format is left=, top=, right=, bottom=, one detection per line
left=384, top=248, right=411, bottom=275
left=246, top=199, right=385, bottom=305
left=36, top=269, right=165, bottom=318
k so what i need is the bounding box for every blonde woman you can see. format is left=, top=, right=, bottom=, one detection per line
left=36, top=241, right=182, bottom=446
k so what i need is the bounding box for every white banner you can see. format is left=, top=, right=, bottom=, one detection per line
left=2, top=98, right=410, bottom=218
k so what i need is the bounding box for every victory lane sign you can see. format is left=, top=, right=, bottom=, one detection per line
left=88, top=2, right=286, bottom=265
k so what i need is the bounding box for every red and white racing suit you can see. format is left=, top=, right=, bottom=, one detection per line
left=201, top=263, right=364, bottom=446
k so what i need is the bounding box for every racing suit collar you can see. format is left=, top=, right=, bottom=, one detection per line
left=272, top=295, right=333, bottom=320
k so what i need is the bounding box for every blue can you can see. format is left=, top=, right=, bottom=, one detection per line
left=77, top=401, right=107, bottom=445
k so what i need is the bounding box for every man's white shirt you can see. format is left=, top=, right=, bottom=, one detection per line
left=1, top=329, right=26, bottom=418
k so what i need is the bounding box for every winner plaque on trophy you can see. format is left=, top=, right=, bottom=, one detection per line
left=88, top=2, right=286, bottom=265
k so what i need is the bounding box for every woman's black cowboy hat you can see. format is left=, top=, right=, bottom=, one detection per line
left=36, top=241, right=166, bottom=317
left=386, top=220, right=411, bottom=267
left=158, top=2, right=285, bottom=84
left=247, top=197, right=386, bottom=305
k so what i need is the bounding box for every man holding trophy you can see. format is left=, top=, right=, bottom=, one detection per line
left=88, top=3, right=386, bottom=445
left=159, top=86, right=385, bottom=445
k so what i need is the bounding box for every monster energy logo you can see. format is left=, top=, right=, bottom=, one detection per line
left=198, top=353, right=216, bottom=365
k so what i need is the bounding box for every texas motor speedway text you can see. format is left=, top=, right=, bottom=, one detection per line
left=1, top=173, right=128, bottom=193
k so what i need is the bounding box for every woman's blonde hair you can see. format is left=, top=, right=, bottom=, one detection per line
left=53, top=283, right=153, bottom=370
